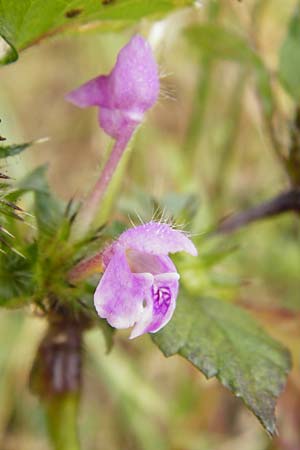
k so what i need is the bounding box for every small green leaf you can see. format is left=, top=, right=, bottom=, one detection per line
left=17, top=165, right=64, bottom=236
left=161, top=192, right=200, bottom=223
left=0, top=142, right=31, bottom=159
left=152, top=295, right=291, bottom=434
left=0, top=0, right=193, bottom=65
left=0, top=249, right=35, bottom=307
left=0, top=137, right=47, bottom=158
left=97, top=318, right=115, bottom=353
left=17, top=164, right=50, bottom=193
left=10, top=165, right=65, bottom=239
left=279, top=7, right=300, bottom=100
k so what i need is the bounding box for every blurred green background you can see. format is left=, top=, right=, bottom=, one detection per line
left=0, top=0, right=300, bottom=449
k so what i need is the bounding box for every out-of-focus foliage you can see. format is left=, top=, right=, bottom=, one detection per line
left=279, top=7, right=300, bottom=100
left=186, top=23, right=274, bottom=116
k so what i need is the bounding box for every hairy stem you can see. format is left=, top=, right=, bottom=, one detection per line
left=72, top=128, right=134, bottom=238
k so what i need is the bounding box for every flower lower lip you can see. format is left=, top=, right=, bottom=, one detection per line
left=152, top=285, right=172, bottom=314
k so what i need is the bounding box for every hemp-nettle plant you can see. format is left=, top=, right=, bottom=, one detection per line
left=0, top=1, right=297, bottom=448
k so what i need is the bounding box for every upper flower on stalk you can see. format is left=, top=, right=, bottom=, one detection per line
left=94, top=222, right=197, bottom=339
left=66, top=35, right=160, bottom=139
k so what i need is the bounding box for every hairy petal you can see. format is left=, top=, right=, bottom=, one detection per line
left=119, top=222, right=198, bottom=257
left=66, top=35, right=159, bottom=139
left=94, top=247, right=153, bottom=329
left=108, top=34, right=159, bottom=113
left=130, top=272, right=179, bottom=339
left=126, top=249, right=177, bottom=275
left=94, top=221, right=197, bottom=338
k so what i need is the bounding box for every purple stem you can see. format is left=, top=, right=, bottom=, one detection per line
left=73, top=128, right=134, bottom=238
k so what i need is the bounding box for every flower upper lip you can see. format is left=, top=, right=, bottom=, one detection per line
left=66, top=34, right=160, bottom=139
left=119, top=221, right=198, bottom=256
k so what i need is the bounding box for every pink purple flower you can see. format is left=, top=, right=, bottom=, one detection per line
left=66, top=34, right=159, bottom=139
left=94, top=222, right=197, bottom=339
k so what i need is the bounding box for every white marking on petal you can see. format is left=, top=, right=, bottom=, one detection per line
left=154, top=272, right=180, bottom=282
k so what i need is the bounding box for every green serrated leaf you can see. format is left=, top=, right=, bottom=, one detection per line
left=279, top=7, right=300, bottom=100
left=152, top=295, right=291, bottom=435
left=0, top=0, right=193, bottom=65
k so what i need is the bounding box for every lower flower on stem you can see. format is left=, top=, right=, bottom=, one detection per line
left=94, top=221, right=197, bottom=339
